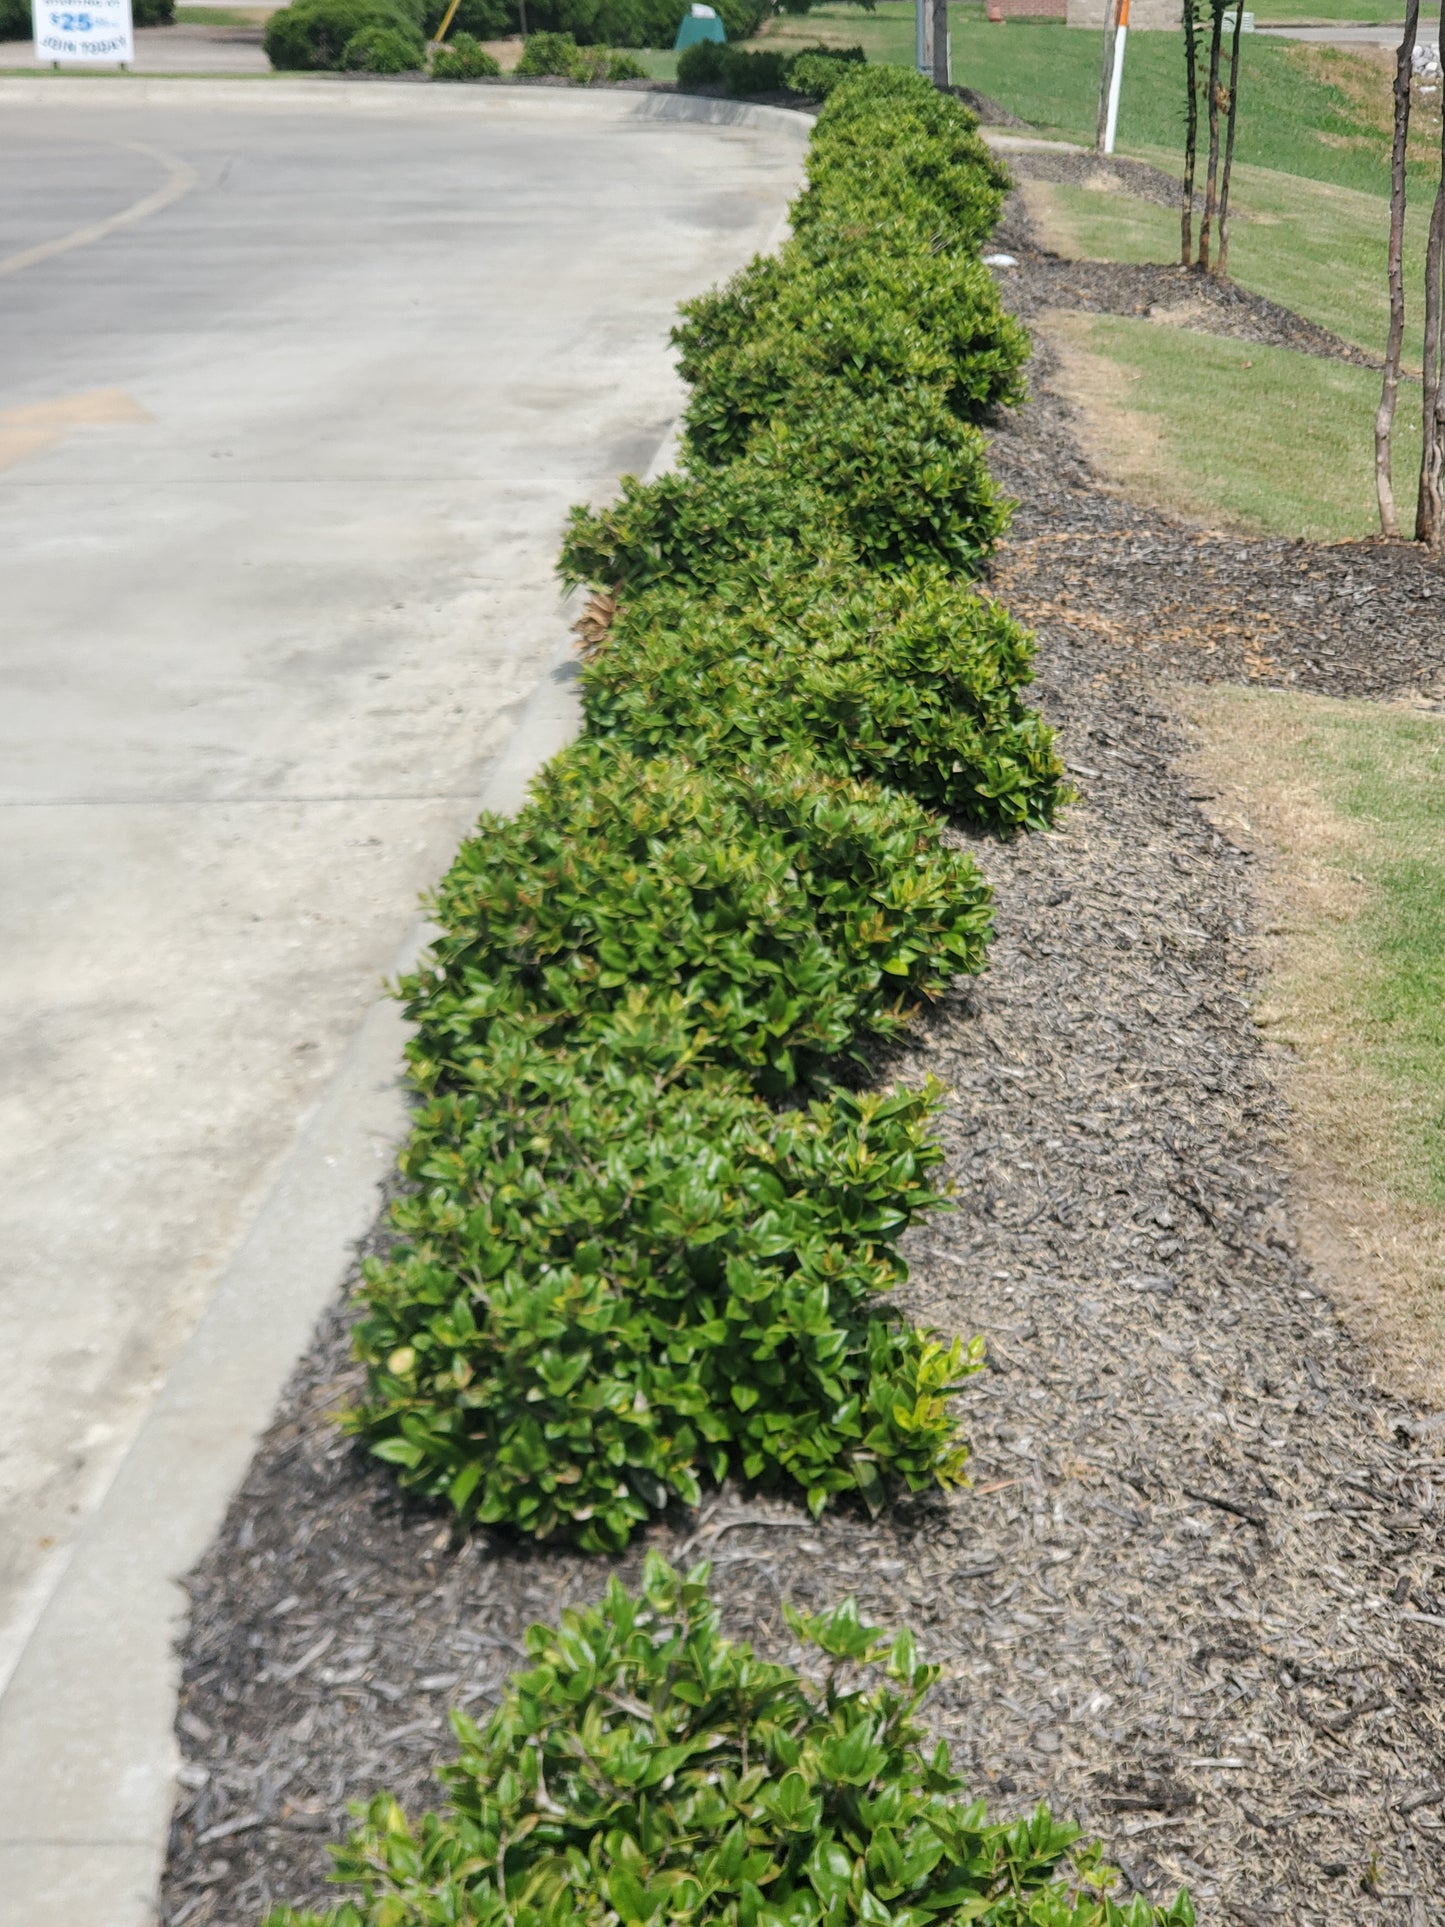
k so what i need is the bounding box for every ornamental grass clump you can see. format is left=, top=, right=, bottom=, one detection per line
left=265, top=1559, right=1193, bottom=1927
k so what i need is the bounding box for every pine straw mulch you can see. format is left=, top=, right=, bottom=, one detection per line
left=161, top=201, right=1445, bottom=1927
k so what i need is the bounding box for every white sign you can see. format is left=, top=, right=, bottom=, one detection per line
left=32, top=0, right=134, bottom=64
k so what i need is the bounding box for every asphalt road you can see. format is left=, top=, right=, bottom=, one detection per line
left=0, top=78, right=803, bottom=1920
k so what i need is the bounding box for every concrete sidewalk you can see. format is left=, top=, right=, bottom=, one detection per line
left=0, top=79, right=807, bottom=1926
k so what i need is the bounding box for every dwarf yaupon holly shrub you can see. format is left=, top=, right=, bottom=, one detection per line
left=794, top=67, right=1014, bottom=255
left=400, top=744, right=991, bottom=1098
left=342, top=69, right=1060, bottom=1547
left=674, top=240, right=1028, bottom=468
left=578, top=564, right=1066, bottom=834
left=264, top=1561, right=1193, bottom=1927
left=347, top=1031, right=977, bottom=1546
left=561, top=382, right=1007, bottom=596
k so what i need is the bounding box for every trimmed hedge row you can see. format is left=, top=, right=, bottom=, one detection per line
left=266, top=1560, right=1193, bottom=1927
left=346, top=70, right=1065, bottom=1545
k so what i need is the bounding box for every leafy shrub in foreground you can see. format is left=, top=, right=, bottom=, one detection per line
left=562, top=383, right=1007, bottom=595
left=580, top=564, right=1066, bottom=832
left=402, top=743, right=991, bottom=1097
left=342, top=21, right=425, bottom=66
left=265, top=1560, right=1193, bottom=1927
left=349, top=1034, right=974, bottom=1544
left=265, top=0, right=420, bottom=67
left=431, top=30, right=502, bottom=74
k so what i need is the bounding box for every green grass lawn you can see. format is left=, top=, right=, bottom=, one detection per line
left=1029, top=162, right=1432, bottom=356
left=756, top=2, right=1434, bottom=197
left=1194, top=688, right=1445, bottom=1208
left=1250, top=0, right=1435, bottom=20
left=1056, top=310, right=1422, bottom=538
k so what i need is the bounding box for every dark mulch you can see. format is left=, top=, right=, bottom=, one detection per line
left=161, top=194, right=1445, bottom=1927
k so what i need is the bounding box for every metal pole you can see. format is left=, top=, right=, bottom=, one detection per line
left=916, top=0, right=928, bottom=72
left=1103, top=0, right=1129, bottom=152
left=931, top=0, right=948, bottom=86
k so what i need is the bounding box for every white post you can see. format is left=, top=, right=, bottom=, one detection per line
left=1103, top=0, right=1130, bottom=153
left=917, top=0, right=931, bottom=75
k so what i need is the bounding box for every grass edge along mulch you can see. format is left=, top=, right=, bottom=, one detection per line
left=1183, top=682, right=1445, bottom=1408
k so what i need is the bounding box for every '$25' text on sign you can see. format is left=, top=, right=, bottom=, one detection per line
left=32, top=0, right=135, bottom=62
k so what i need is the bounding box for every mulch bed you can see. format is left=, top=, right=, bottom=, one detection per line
left=161, top=192, right=1445, bottom=1927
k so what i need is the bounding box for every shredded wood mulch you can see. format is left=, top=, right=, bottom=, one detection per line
left=161, top=194, right=1445, bottom=1927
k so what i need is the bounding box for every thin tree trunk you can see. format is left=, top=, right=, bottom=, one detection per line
left=1197, top=2, right=1225, bottom=272
left=1376, top=0, right=1420, bottom=536
left=1097, top=0, right=1119, bottom=152
left=1181, top=0, right=1200, bottom=264
left=1418, top=154, right=1445, bottom=545
left=1215, top=0, right=1246, bottom=275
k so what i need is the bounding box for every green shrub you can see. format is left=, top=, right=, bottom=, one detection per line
left=264, top=1560, right=1194, bottom=1927
left=795, top=68, right=1013, bottom=255
left=514, top=26, right=581, bottom=70
left=784, top=44, right=863, bottom=99
left=430, top=27, right=501, bottom=73
left=562, top=382, right=1008, bottom=594
left=402, top=743, right=991, bottom=1097
left=675, top=35, right=724, bottom=87
left=719, top=44, right=787, bottom=93
left=349, top=1038, right=974, bottom=1544
left=676, top=242, right=1027, bottom=466
left=342, top=20, right=425, bottom=65
left=265, top=0, right=420, bottom=68
left=580, top=564, right=1066, bottom=833
left=513, top=30, right=644, bottom=76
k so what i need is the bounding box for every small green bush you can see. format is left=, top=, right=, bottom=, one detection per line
left=785, top=45, right=862, bottom=99
left=342, top=20, right=425, bottom=66
left=718, top=44, right=787, bottom=93
left=580, top=564, right=1066, bottom=833
left=264, top=1560, right=1194, bottom=1927
left=676, top=242, right=1027, bottom=466
left=349, top=1039, right=974, bottom=1544
left=562, top=382, right=1008, bottom=594
left=795, top=68, right=1013, bottom=255
left=403, top=743, right=991, bottom=1098
left=675, top=35, right=724, bottom=87
left=430, top=29, right=501, bottom=74
left=265, top=0, right=420, bottom=68
left=513, top=30, right=643, bottom=77
left=514, top=27, right=580, bottom=71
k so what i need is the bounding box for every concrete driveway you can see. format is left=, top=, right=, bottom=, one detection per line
left=0, top=78, right=803, bottom=1922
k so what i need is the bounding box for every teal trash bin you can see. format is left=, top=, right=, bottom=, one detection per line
left=674, top=4, right=725, bottom=50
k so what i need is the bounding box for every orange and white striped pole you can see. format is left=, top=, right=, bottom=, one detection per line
left=1103, top=0, right=1130, bottom=152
